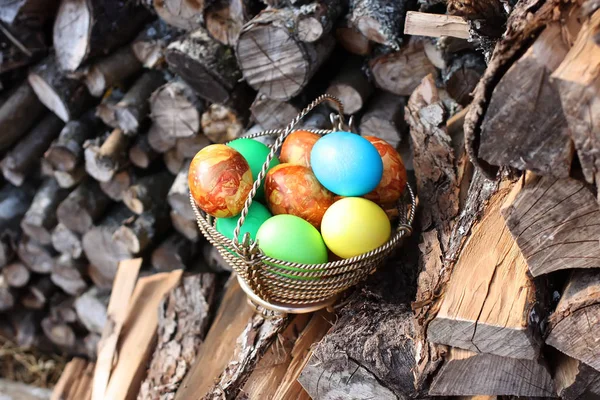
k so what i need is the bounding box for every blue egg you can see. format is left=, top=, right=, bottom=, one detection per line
left=310, top=131, right=383, bottom=196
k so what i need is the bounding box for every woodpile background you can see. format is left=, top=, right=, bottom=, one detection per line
left=0, top=0, right=599, bottom=399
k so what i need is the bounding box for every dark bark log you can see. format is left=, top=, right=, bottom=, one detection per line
left=132, top=19, right=182, bottom=68
left=84, top=46, right=143, bottom=97
left=335, top=17, right=373, bottom=56
left=164, top=147, right=186, bottom=174
left=20, top=179, right=70, bottom=245
left=22, top=276, right=56, bottom=309
left=442, top=52, right=486, bottom=106
left=74, top=286, right=110, bottom=334
left=57, top=179, right=112, bottom=235
left=41, top=316, right=76, bottom=349
left=446, top=0, right=508, bottom=38
left=17, top=235, right=56, bottom=274
left=0, top=182, right=35, bottom=268
left=168, top=160, right=194, bottom=220
left=170, top=209, right=200, bottom=241
left=0, top=0, right=59, bottom=28
left=50, top=253, right=88, bottom=296
left=152, top=0, right=203, bottom=31
left=237, top=8, right=335, bottom=100
left=148, top=122, right=177, bottom=153
left=84, top=128, right=132, bottom=182
left=0, top=81, right=45, bottom=152
left=150, top=80, right=204, bottom=138
left=204, top=0, right=262, bottom=46
left=129, top=131, right=159, bottom=169
left=202, top=241, right=231, bottom=272
left=51, top=223, right=83, bottom=259
left=99, top=167, right=135, bottom=201
left=112, top=205, right=171, bottom=254
left=166, top=28, right=243, bottom=104
left=123, top=170, right=175, bottom=214
left=54, top=166, right=86, bottom=189
left=359, top=91, right=406, bottom=148
left=176, top=134, right=210, bottom=158
left=151, top=232, right=195, bottom=272
left=53, top=0, right=151, bottom=72
left=1, top=114, right=64, bottom=186
left=2, top=261, right=29, bottom=288
left=0, top=277, right=15, bottom=311
left=349, top=0, right=409, bottom=49
left=0, top=23, right=47, bottom=74
left=325, top=58, right=373, bottom=114
left=28, top=56, right=94, bottom=122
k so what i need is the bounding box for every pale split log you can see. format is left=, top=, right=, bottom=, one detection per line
left=2, top=261, right=30, bottom=288
left=75, top=286, right=110, bottom=335
left=335, top=17, right=373, bottom=56
left=326, top=57, right=373, bottom=114
left=152, top=0, right=203, bottom=31
left=22, top=276, right=56, bottom=310
left=9, top=309, right=38, bottom=346
left=204, top=0, right=262, bottom=46
left=164, top=147, right=186, bottom=174
left=168, top=160, right=194, bottom=220
left=137, top=273, right=217, bottom=399
left=546, top=269, right=600, bottom=372
left=349, top=0, right=409, bottom=49
left=84, top=128, right=132, bottom=182
left=501, top=173, right=600, bottom=277
left=84, top=46, right=143, bottom=97
left=57, top=179, right=111, bottom=235
left=0, top=182, right=35, bottom=267
left=404, top=11, right=470, bottom=39
left=49, top=295, right=78, bottom=323
left=129, top=131, right=159, bottom=169
left=99, top=168, right=135, bottom=201
left=17, top=236, right=55, bottom=274
left=71, top=362, right=94, bottom=400
left=151, top=232, right=195, bottom=271
left=112, top=205, right=171, bottom=254
left=237, top=9, right=335, bottom=100
left=123, top=170, right=175, bottom=214
left=21, top=179, right=70, bottom=245
left=250, top=95, right=300, bottom=130
left=176, top=134, right=210, bottom=158
left=442, top=52, right=485, bottom=106
left=553, top=349, right=600, bottom=400
left=51, top=223, right=83, bottom=259
left=84, top=333, right=100, bottom=360
left=359, top=91, right=406, bottom=148
left=54, top=162, right=86, bottom=189
left=150, top=80, right=204, bottom=139
left=52, top=357, right=88, bottom=400
left=28, top=56, right=93, bottom=122
left=0, top=81, right=45, bottom=152
left=51, top=253, right=88, bottom=296
left=132, top=19, right=182, bottom=68
left=170, top=208, right=200, bottom=241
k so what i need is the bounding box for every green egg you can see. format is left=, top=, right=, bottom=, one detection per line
left=216, top=201, right=272, bottom=241
left=228, top=138, right=279, bottom=199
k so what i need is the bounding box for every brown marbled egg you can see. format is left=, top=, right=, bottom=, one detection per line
left=280, top=130, right=320, bottom=168
left=188, top=144, right=253, bottom=218
left=363, top=136, right=407, bottom=205
left=265, top=163, right=334, bottom=229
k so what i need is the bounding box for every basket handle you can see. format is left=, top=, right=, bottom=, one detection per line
left=232, top=94, right=345, bottom=247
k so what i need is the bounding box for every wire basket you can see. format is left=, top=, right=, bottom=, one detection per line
left=191, top=95, right=416, bottom=314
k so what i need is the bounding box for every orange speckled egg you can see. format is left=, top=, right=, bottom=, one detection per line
left=363, top=136, right=407, bottom=204
left=188, top=144, right=253, bottom=218
left=280, top=130, right=320, bottom=168
left=265, top=163, right=334, bottom=229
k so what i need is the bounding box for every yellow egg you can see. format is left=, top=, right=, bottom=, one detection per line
left=321, top=197, right=391, bottom=259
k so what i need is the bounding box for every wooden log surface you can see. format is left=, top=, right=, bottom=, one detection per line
left=0, top=24, right=48, bottom=74
left=404, top=11, right=470, bottom=39
left=51, top=223, right=83, bottom=259
left=335, top=17, right=373, bottom=56
left=150, top=80, right=204, bottom=139
left=57, top=179, right=111, bottom=235
left=84, top=128, right=132, bottom=183
left=20, top=179, right=69, bottom=245
left=204, top=0, right=261, bottom=46
left=99, top=168, right=134, bottom=202
left=359, top=91, right=405, bottom=148
left=0, top=82, right=46, bottom=152
left=0, top=379, right=52, bottom=400
left=123, top=170, right=175, bottom=215
left=170, top=209, right=199, bottom=241
left=84, top=46, right=142, bottom=98
left=17, top=236, right=56, bottom=275
left=112, top=205, right=171, bottom=254
left=132, top=19, right=182, bottom=68
left=442, top=52, right=485, bottom=106
left=250, top=95, right=300, bottom=130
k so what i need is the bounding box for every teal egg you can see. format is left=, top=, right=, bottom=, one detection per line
left=228, top=138, right=279, bottom=199
left=216, top=201, right=272, bottom=241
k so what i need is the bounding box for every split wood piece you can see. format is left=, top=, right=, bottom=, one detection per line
left=57, top=179, right=111, bottom=235
left=151, top=232, right=195, bottom=272
left=2, top=261, right=30, bottom=288
left=51, top=254, right=88, bottom=296
left=349, top=0, right=409, bottom=49
left=28, top=56, right=93, bottom=122
left=204, top=0, right=262, bottom=46
left=250, top=95, right=300, bottom=130
left=17, top=236, right=55, bottom=274
left=547, top=269, right=600, bottom=372
left=325, top=58, right=372, bottom=114
left=150, top=80, right=204, bottom=139
left=0, top=379, right=52, bottom=400
left=176, top=134, right=210, bottom=158
left=404, top=11, right=470, bottom=39
left=45, top=112, right=101, bottom=172
left=41, top=316, right=76, bottom=350
left=51, top=223, right=83, bottom=259
left=359, top=91, right=406, bottom=148
left=99, top=168, right=135, bottom=201
left=0, top=23, right=47, bottom=74
left=152, top=0, right=203, bottom=31
left=84, top=128, right=132, bottom=182
left=175, top=278, right=254, bottom=399
left=478, top=22, right=574, bottom=178
left=442, top=53, right=485, bottom=106
left=49, top=296, right=78, bottom=323
left=147, top=122, right=177, bottom=153
left=21, top=179, right=70, bottom=245
left=201, top=91, right=253, bottom=143
left=1, top=114, right=64, bottom=186
left=428, top=348, right=555, bottom=397
left=137, top=273, right=217, bottom=399
left=22, top=276, right=56, bottom=310
left=0, top=182, right=35, bottom=267
left=84, top=333, right=100, bottom=360
left=75, top=286, right=110, bottom=335
left=84, top=46, right=143, bottom=97
left=0, top=81, right=45, bottom=152
left=0, top=277, right=15, bottom=311
left=168, top=160, right=194, bottom=220
left=113, top=205, right=171, bottom=254
left=170, top=209, right=200, bottom=241
left=54, top=164, right=86, bottom=188
left=71, top=362, right=94, bottom=400
left=132, top=19, right=182, bottom=68
left=129, top=131, right=159, bottom=169
left=552, top=7, right=600, bottom=188
left=82, top=205, right=136, bottom=287
left=501, top=173, right=600, bottom=277
left=164, top=148, right=186, bottom=174
left=52, top=0, right=150, bottom=72
left=166, top=28, right=242, bottom=104
left=103, top=270, right=183, bottom=400
left=335, top=17, right=373, bottom=56
left=123, top=170, right=175, bottom=214
left=92, top=258, right=142, bottom=400
left=237, top=9, right=335, bottom=100
left=0, top=0, right=59, bottom=27
left=369, top=38, right=439, bottom=97
left=554, top=350, right=600, bottom=400
left=51, top=357, right=88, bottom=400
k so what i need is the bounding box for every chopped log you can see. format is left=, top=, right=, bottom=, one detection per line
left=52, top=0, right=150, bottom=72
left=546, top=269, right=600, bottom=372
left=335, top=17, right=373, bottom=56
left=237, top=9, right=335, bottom=100
left=51, top=223, right=83, bottom=259
left=446, top=0, right=508, bottom=38
left=1, top=114, right=64, bottom=186
left=95, top=87, right=124, bottom=128
left=554, top=350, right=600, bottom=400
left=170, top=209, right=199, bottom=241
left=123, top=170, right=175, bottom=214
left=84, top=46, right=143, bottom=97
left=22, top=276, right=56, bottom=309
left=369, top=38, right=439, bottom=97
left=164, top=148, right=186, bottom=174
left=201, top=101, right=250, bottom=144
left=0, top=0, right=59, bottom=27
left=52, top=358, right=88, bottom=400
left=204, top=0, right=262, bottom=46
left=151, top=232, right=195, bottom=271
left=132, top=19, right=182, bottom=68
left=404, top=11, right=470, bottom=39
left=0, top=24, right=47, bottom=74
left=147, top=122, right=177, bottom=153
left=349, top=0, right=409, bottom=49
left=428, top=348, right=555, bottom=397
left=137, top=273, right=217, bottom=399
left=41, top=316, right=76, bottom=349
left=176, top=134, right=210, bottom=158
left=84, top=333, right=100, bottom=360
left=501, top=173, right=600, bottom=277
left=103, top=270, right=183, bottom=400
left=49, top=295, right=78, bottom=323
left=75, top=287, right=110, bottom=334
left=112, top=206, right=171, bottom=254
left=129, top=132, right=158, bottom=169
left=0, top=277, right=15, bottom=311
left=0, top=82, right=45, bottom=152
left=84, top=128, right=132, bottom=182
left=443, top=53, right=485, bottom=106
left=150, top=80, right=204, bottom=139
left=325, top=58, right=372, bottom=114
left=99, top=168, right=134, bottom=201
left=0, top=182, right=35, bottom=267
left=2, top=261, right=30, bottom=288
left=359, top=91, right=406, bottom=148
left=17, top=236, right=55, bottom=274
left=57, top=179, right=111, bottom=235
left=28, top=56, right=93, bottom=122
left=202, top=241, right=231, bottom=272
left=250, top=95, right=300, bottom=130
left=45, top=112, right=101, bottom=172
left=152, top=0, right=202, bottom=31
left=51, top=254, right=88, bottom=296
left=54, top=165, right=86, bottom=188
left=166, top=28, right=242, bottom=104
left=82, top=205, right=135, bottom=286
left=21, top=179, right=69, bottom=245
left=168, top=161, right=194, bottom=220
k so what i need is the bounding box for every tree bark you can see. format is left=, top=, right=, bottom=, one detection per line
left=152, top=0, right=203, bottom=31
left=132, top=19, right=182, bottom=68
left=17, top=235, right=56, bottom=274
left=150, top=80, right=204, bottom=139
left=51, top=223, right=83, bottom=259
left=176, top=134, right=210, bottom=158
left=20, top=179, right=70, bottom=245
left=84, top=46, right=143, bottom=97
left=0, top=182, right=35, bottom=268
left=22, top=276, right=56, bottom=310
left=84, top=128, right=132, bottom=182
left=200, top=87, right=253, bottom=143
left=151, top=232, right=195, bottom=272
left=0, top=81, right=45, bottom=152
left=349, top=0, right=409, bottom=49
left=359, top=91, right=406, bottom=148
left=123, top=170, right=175, bottom=214
left=335, top=17, right=373, bottom=56
left=0, top=24, right=47, bottom=74
left=54, top=165, right=86, bottom=189
left=56, top=179, right=111, bottom=235
left=0, top=0, right=59, bottom=27
left=112, top=205, right=171, bottom=254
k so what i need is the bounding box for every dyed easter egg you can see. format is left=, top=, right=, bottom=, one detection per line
left=188, top=144, right=253, bottom=218
left=310, top=131, right=383, bottom=196
left=321, top=197, right=391, bottom=259
left=280, top=130, right=320, bottom=168
left=228, top=138, right=279, bottom=198
left=265, top=163, right=334, bottom=229
left=363, top=136, right=407, bottom=204
left=216, top=201, right=272, bottom=241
